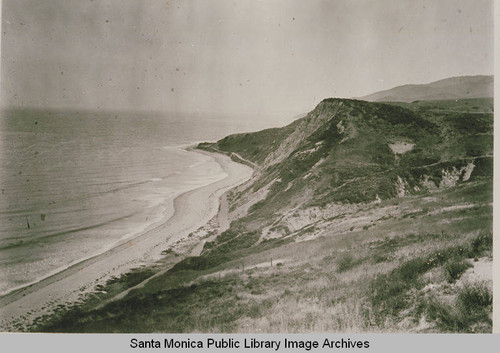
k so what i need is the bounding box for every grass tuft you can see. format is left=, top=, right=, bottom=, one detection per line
left=444, top=260, right=472, bottom=283
left=336, top=254, right=357, bottom=273
left=426, top=282, right=492, bottom=332
left=457, top=282, right=492, bottom=309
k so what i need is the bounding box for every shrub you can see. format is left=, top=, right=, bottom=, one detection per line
left=372, top=253, right=389, bottom=264
left=426, top=283, right=492, bottom=332
left=457, top=282, right=492, bottom=310
left=444, top=260, right=472, bottom=283
left=467, top=232, right=492, bottom=257
left=336, top=254, right=356, bottom=273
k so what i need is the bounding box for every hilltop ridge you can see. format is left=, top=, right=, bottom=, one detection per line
left=360, top=75, right=493, bottom=102
left=201, top=98, right=490, bottom=212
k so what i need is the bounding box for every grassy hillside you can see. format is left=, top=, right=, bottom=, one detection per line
left=30, top=98, right=493, bottom=333
left=201, top=99, right=491, bottom=228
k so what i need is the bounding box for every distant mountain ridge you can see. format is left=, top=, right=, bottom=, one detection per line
left=360, top=75, right=493, bottom=102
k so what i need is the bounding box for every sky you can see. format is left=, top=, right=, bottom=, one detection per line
left=0, top=0, right=494, bottom=116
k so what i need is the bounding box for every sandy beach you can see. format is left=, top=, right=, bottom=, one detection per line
left=0, top=149, right=253, bottom=331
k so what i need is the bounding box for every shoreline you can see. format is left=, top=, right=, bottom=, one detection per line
left=0, top=148, right=253, bottom=331
left=0, top=199, right=171, bottom=298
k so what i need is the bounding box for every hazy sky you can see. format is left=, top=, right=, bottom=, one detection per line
left=0, top=0, right=494, bottom=115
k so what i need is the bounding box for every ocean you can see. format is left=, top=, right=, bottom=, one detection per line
left=0, top=109, right=279, bottom=295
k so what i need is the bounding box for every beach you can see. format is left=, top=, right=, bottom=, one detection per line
left=0, top=149, right=253, bottom=331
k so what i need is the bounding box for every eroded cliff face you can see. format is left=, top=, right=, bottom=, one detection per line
left=201, top=98, right=491, bottom=245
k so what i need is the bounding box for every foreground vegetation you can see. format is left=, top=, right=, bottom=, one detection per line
left=31, top=179, right=492, bottom=333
